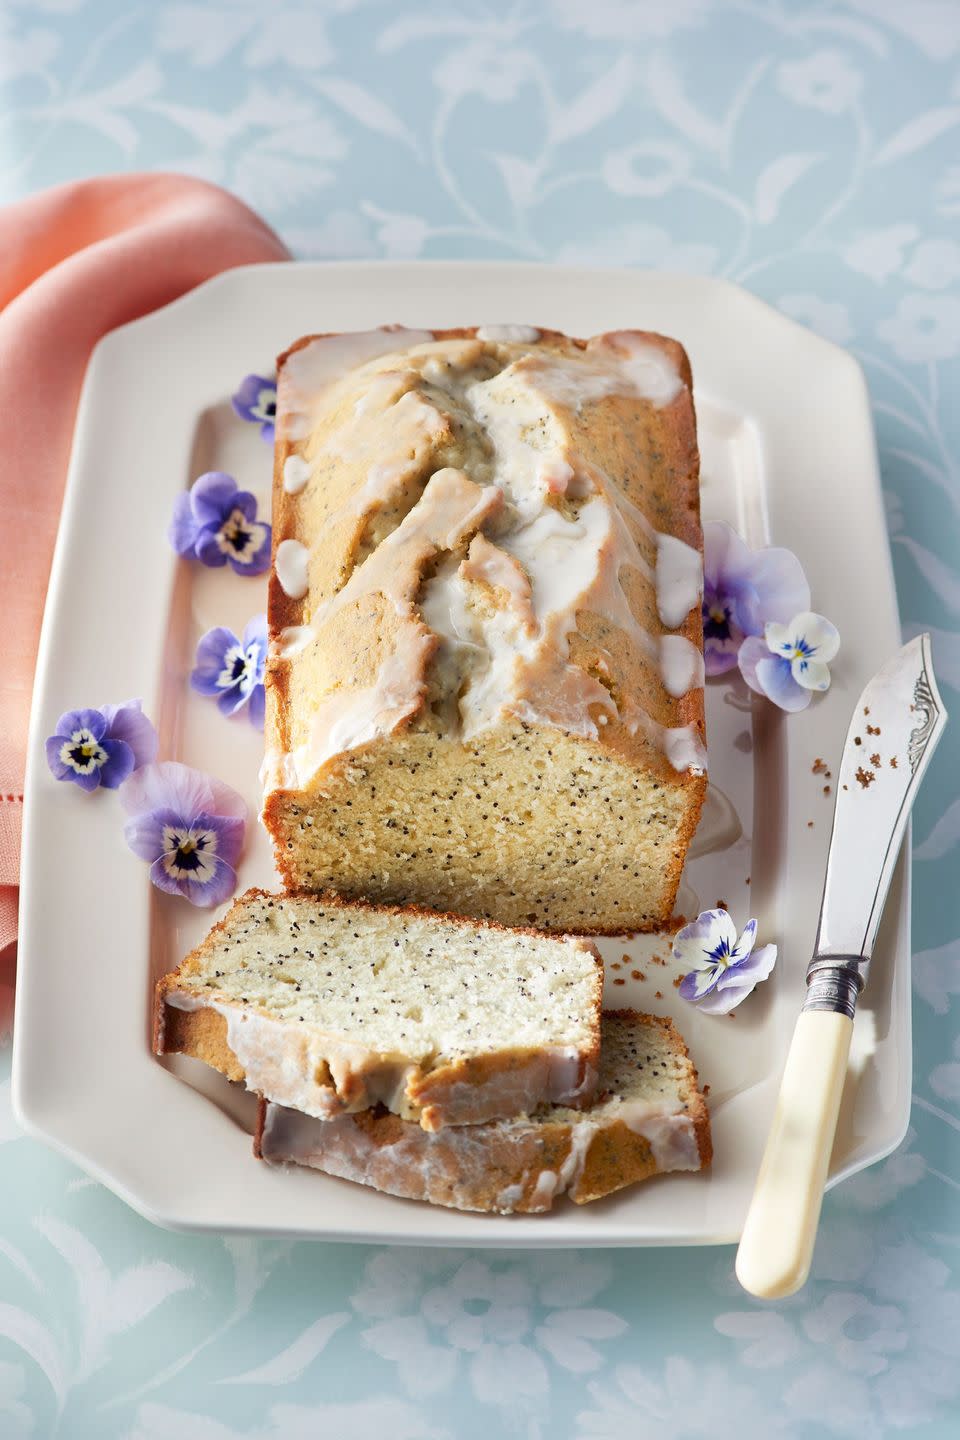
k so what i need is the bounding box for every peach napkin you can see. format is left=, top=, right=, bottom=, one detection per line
left=0, top=173, right=288, bottom=954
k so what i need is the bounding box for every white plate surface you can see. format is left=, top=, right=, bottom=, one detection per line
left=13, top=263, right=906, bottom=1246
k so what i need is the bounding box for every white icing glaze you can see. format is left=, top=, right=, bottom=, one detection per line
left=268, top=330, right=706, bottom=786
left=475, top=324, right=541, bottom=343
left=275, top=538, right=310, bottom=599
left=515, top=330, right=683, bottom=412
left=279, top=327, right=434, bottom=440
left=621, top=1099, right=700, bottom=1170
left=282, top=454, right=311, bottom=495
left=166, top=988, right=596, bottom=1129
left=259, top=1093, right=699, bottom=1212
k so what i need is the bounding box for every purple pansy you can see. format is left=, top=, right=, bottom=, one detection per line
left=191, top=614, right=267, bottom=728
left=702, top=522, right=810, bottom=676
left=120, top=761, right=247, bottom=908
left=231, top=374, right=277, bottom=443
left=739, top=611, right=841, bottom=713
left=45, top=700, right=158, bottom=792
left=169, top=472, right=271, bottom=575
left=676, top=908, right=778, bottom=1015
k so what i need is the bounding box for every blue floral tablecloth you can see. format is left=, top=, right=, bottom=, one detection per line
left=3, top=2, right=960, bottom=1436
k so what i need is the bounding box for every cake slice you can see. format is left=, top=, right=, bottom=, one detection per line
left=255, top=1011, right=711, bottom=1213
left=154, top=889, right=602, bottom=1131
left=262, top=325, right=706, bottom=934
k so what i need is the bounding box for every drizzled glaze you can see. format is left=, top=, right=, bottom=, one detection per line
left=475, top=324, right=542, bottom=343
left=275, top=538, right=309, bottom=599
left=269, top=327, right=706, bottom=786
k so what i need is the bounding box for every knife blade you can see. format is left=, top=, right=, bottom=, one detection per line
left=806, top=632, right=948, bottom=1016
left=737, top=634, right=947, bottom=1299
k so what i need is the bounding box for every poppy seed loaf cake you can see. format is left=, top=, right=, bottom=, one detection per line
left=154, top=889, right=602, bottom=1131
left=255, top=1010, right=712, bottom=1213
left=262, top=325, right=707, bottom=933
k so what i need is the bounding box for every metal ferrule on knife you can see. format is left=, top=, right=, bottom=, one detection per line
left=803, top=956, right=864, bottom=1019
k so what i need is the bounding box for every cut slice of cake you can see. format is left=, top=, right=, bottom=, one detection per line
left=255, top=1011, right=712, bottom=1213
left=154, top=889, right=602, bottom=1131
left=262, top=325, right=706, bottom=934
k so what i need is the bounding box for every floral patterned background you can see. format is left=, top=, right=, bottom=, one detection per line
left=3, top=1, right=960, bottom=1435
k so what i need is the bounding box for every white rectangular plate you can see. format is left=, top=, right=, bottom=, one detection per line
left=13, top=263, right=907, bottom=1246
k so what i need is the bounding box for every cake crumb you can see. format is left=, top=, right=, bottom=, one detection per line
left=715, top=899, right=728, bottom=910
left=854, top=736, right=862, bottom=746
left=621, top=953, right=631, bottom=966
left=871, top=753, right=881, bottom=767
left=654, top=990, right=663, bottom=999
left=631, top=969, right=645, bottom=981
left=823, top=785, right=831, bottom=795
left=856, top=766, right=875, bottom=789
left=613, top=977, right=626, bottom=986
left=807, top=820, right=814, bottom=827
left=812, top=758, right=828, bottom=775
left=843, top=784, right=849, bottom=791
left=867, top=724, right=880, bottom=736
left=745, top=875, right=751, bottom=884
left=651, top=953, right=666, bottom=966
left=890, top=757, right=898, bottom=769
left=673, top=975, right=683, bottom=988
left=703, top=1083, right=711, bottom=1097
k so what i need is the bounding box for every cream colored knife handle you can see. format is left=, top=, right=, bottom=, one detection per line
left=736, top=1010, right=852, bottom=1299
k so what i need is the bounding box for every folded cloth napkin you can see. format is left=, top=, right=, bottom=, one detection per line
left=0, top=173, right=289, bottom=954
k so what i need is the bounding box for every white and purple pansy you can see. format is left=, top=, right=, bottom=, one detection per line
left=45, top=700, right=157, bottom=791
left=675, top=908, right=778, bottom=1015
left=702, top=521, right=811, bottom=676
left=190, top=614, right=267, bottom=728
left=120, top=761, right=247, bottom=908
left=231, top=373, right=277, bottom=442
left=739, top=610, right=841, bottom=713
left=169, top=471, right=272, bottom=575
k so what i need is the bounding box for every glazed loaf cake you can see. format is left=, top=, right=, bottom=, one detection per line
left=154, top=889, right=602, bottom=1130
left=256, top=1010, right=712, bottom=1213
left=263, top=325, right=706, bottom=933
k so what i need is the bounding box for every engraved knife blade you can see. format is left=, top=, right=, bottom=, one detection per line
left=806, top=634, right=947, bottom=1015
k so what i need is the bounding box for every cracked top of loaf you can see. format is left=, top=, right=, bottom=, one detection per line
left=264, top=325, right=705, bottom=794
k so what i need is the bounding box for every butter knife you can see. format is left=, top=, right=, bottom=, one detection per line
left=736, top=634, right=947, bottom=1299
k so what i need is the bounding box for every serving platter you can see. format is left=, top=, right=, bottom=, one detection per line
left=13, top=262, right=906, bottom=1245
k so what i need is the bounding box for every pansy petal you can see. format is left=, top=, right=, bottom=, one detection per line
left=743, top=548, right=811, bottom=629
left=190, top=471, right=238, bottom=527
left=763, top=620, right=795, bottom=657
left=730, top=917, right=758, bottom=962
left=792, top=656, right=832, bottom=692
left=168, top=493, right=199, bottom=555
left=704, top=643, right=741, bottom=677
left=720, top=942, right=778, bottom=989
left=703, top=521, right=752, bottom=594
left=696, top=944, right=779, bottom=1014
left=756, top=655, right=811, bottom=712
left=120, top=761, right=216, bottom=824
left=736, top=636, right=769, bottom=696
left=45, top=736, right=74, bottom=781
left=195, top=528, right=229, bottom=568
left=216, top=686, right=248, bottom=717
left=123, top=806, right=180, bottom=862
left=672, top=908, right=737, bottom=969
left=97, top=738, right=136, bottom=790
left=231, top=374, right=274, bottom=423
left=183, top=858, right=238, bottom=908
left=678, top=965, right=722, bottom=1001
left=242, top=613, right=268, bottom=652
left=56, top=708, right=107, bottom=741
left=71, top=766, right=103, bottom=793
left=794, top=611, right=840, bottom=663
left=191, top=628, right=240, bottom=695
left=193, top=811, right=246, bottom=869
left=228, top=523, right=272, bottom=576
left=101, top=701, right=158, bottom=768
left=247, top=683, right=266, bottom=729
left=260, top=421, right=275, bottom=444
left=230, top=490, right=260, bottom=523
